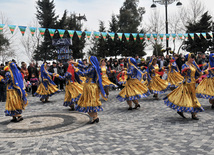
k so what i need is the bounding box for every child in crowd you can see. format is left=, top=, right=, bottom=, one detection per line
left=30, top=73, right=39, bottom=96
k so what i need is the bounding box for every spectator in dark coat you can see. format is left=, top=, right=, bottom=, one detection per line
left=48, top=62, right=59, bottom=87
left=0, top=64, right=6, bottom=102
left=28, top=63, right=39, bottom=80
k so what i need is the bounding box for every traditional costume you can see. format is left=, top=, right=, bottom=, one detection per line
left=75, top=56, right=107, bottom=123
left=117, top=58, right=150, bottom=110
left=164, top=53, right=204, bottom=120
left=147, top=58, right=170, bottom=99
left=196, top=53, right=214, bottom=108
left=166, top=57, right=184, bottom=88
left=0, top=62, right=28, bottom=122
left=58, top=64, right=83, bottom=109
left=77, top=60, right=87, bottom=85
left=34, top=63, right=59, bottom=102
left=100, top=61, right=118, bottom=97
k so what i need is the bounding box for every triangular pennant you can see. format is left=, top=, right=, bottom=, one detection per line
left=0, top=24, right=5, bottom=32
left=152, top=34, right=157, bottom=41
left=132, top=33, right=138, bottom=41
left=124, top=33, right=130, bottom=42
left=201, top=33, right=207, bottom=39
left=178, top=34, right=183, bottom=40
left=94, top=32, right=100, bottom=40
left=165, top=34, right=170, bottom=40
left=68, top=30, right=75, bottom=39
left=29, top=27, right=36, bottom=36
left=48, top=28, right=56, bottom=38
left=196, top=33, right=201, bottom=39
left=117, top=33, right=123, bottom=41
left=208, top=32, right=213, bottom=38
left=171, top=34, right=177, bottom=41
left=159, top=34, right=164, bottom=41
left=108, top=32, right=115, bottom=41
left=85, top=31, right=92, bottom=40
left=184, top=33, right=188, bottom=40
left=139, top=33, right=144, bottom=42
left=39, top=28, right=46, bottom=37
left=189, top=33, right=194, bottom=40
left=101, top=32, right=107, bottom=40
left=8, top=25, right=16, bottom=34
left=146, top=34, right=151, bottom=41
left=58, top=29, right=65, bottom=38
left=18, top=26, right=27, bottom=36
left=76, top=31, right=82, bottom=40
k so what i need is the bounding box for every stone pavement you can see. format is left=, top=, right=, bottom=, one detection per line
left=0, top=90, right=214, bottom=155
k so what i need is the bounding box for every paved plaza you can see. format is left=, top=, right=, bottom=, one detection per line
left=0, top=90, right=214, bottom=155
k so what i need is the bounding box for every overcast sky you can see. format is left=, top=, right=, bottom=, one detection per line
left=1, top=0, right=214, bottom=63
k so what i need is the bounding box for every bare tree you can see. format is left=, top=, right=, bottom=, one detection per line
left=0, top=12, right=16, bottom=64
left=144, top=9, right=165, bottom=55
left=20, top=19, right=42, bottom=62
left=179, top=0, right=205, bottom=26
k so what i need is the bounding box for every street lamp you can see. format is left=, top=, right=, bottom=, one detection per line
left=151, top=0, right=182, bottom=55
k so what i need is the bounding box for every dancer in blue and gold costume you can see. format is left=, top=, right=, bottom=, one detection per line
left=34, top=63, right=59, bottom=102
left=57, top=59, right=83, bottom=110
left=73, top=56, right=107, bottom=124
left=166, top=57, right=184, bottom=89
left=196, top=53, right=214, bottom=109
left=117, top=58, right=150, bottom=110
left=77, top=60, right=87, bottom=86
left=147, top=57, right=171, bottom=99
left=164, top=53, right=204, bottom=120
left=0, top=62, right=28, bottom=122
left=100, top=59, right=118, bottom=98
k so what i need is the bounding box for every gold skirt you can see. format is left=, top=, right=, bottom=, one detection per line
left=35, top=83, right=59, bottom=98
left=196, top=77, right=214, bottom=99
left=167, top=72, right=184, bottom=87
left=149, top=76, right=170, bottom=94
left=118, top=76, right=127, bottom=85
left=164, top=83, right=204, bottom=113
left=75, top=82, right=103, bottom=112
left=102, top=76, right=117, bottom=88
left=117, top=78, right=150, bottom=102
left=5, top=89, right=28, bottom=116
left=63, top=82, right=83, bottom=106
left=80, top=76, right=86, bottom=85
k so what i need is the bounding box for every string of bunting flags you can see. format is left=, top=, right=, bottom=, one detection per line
left=0, top=24, right=213, bottom=42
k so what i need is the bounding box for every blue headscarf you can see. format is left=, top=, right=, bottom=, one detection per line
left=146, top=57, right=156, bottom=82
left=89, top=56, right=107, bottom=100
left=128, top=58, right=143, bottom=81
left=170, top=57, right=179, bottom=72
left=9, top=62, right=27, bottom=105
left=209, top=53, right=214, bottom=68
left=40, top=63, right=56, bottom=89
left=78, top=60, right=84, bottom=65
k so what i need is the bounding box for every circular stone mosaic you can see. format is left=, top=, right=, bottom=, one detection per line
left=0, top=112, right=90, bottom=139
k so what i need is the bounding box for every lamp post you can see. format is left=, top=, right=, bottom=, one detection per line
left=151, top=0, right=182, bottom=55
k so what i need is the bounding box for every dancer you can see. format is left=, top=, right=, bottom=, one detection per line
left=166, top=57, right=184, bottom=89
left=0, top=62, right=28, bottom=122
left=100, top=59, right=118, bottom=98
left=77, top=60, right=87, bottom=85
left=57, top=59, right=83, bottom=110
left=196, top=53, right=214, bottom=109
left=164, top=53, right=204, bottom=120
left=147, top=57, right=170, bottom=99
left=117, top=58, right=150, bottom=110
left=73, top=56, right=107, bottom=124
left=34, top=63, right=59, bottom=102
